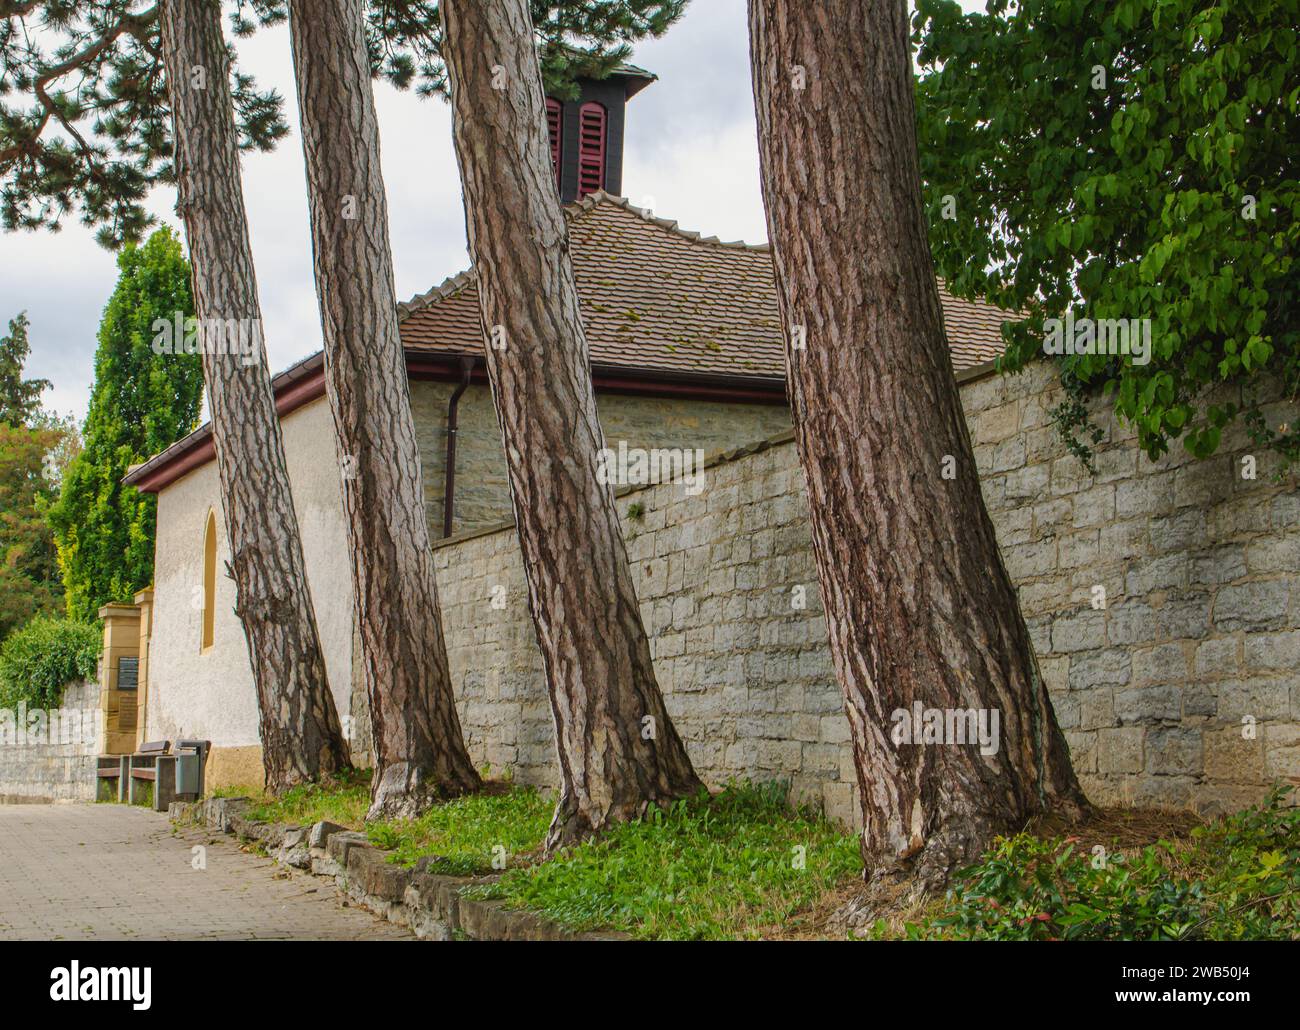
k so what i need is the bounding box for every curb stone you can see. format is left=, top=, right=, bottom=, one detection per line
left=169, top=797, right=628, bottom=941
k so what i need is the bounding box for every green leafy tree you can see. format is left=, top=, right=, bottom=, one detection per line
left=1, top=0, right=686, bottom=245
left=0, top=419, right=72, bottom=639
left=913, top=0, right=1299, bottom=464
left=0, top=312, right=50, bottom=426
left=0, top=310, right=69, bottom=640
left=46, top=226, right=201, bottom=620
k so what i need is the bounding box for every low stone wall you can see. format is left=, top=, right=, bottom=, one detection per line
left=0, top=680, right=102, bottom=804
left=177, top=797, right=620, bottom=941
left=432, top=361, right=1300, bottom=827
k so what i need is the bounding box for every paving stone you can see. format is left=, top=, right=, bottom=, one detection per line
left=0, top=805, right=411, bottom=941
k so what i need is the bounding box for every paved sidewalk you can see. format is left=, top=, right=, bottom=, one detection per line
left=0, top=804, right=411, bottom=940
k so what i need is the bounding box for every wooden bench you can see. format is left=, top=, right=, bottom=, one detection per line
left=97, top=741, right=170, bottom=803
left=128, top=740, right=169, bottom=782
left=96, top=755, right=129, bottom=802
left=127, top=741, right=170, bottom=805
left=96, top=739, right=207, bottom=810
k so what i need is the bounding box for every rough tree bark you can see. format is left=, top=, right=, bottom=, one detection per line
left=285, top=0, right=481, bottom=818
left=748, top=0, right=1088, bottom=892
left=440, top=0, right=703, bottom=850
left=159, top=0, right=350, bottom=791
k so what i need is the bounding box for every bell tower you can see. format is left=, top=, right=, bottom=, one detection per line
left=545, top=65, right=655, bottom=203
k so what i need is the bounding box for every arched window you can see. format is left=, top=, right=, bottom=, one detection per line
left=545, top=97, right=563, bottom=191
left=577, top=101, right=607, bottom=198
left=201, top=510, right=217, bottom=651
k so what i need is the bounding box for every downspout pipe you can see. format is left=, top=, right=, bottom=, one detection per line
left=442, top=356, right=474, bottom=538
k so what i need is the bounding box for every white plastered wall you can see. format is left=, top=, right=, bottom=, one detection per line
left=145, top=397, right=355, bottom=750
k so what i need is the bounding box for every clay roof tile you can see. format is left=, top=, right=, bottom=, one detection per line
left=397, top=192, right=1008, bottom=375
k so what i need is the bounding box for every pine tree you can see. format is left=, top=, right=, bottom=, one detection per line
left=440, top=0, right=703, bottom=848
left=284, top=0, right=482, bottom=816
left=3, top=2, right=355, bottom=790
left=2, top=0, right=688, bottom=799
left=748, top=0, right=1086, bottom=894
left=0, top=313, right=50, bottom=427
left=2, top=1, right=686, bottom=244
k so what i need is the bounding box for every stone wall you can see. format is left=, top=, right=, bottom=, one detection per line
left=432, top=361, right=1300, bottom=827
left=968, top=362, right=1300, bottom=816
left=142, top=385, right=788, bottom=792
left=0, top=680, right=102, bottom=804
left=411, top=380, right=791, bottom=536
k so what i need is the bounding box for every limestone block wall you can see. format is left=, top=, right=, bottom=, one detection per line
left=411, top=380, right=791, bottom=537
left=966, top=362, right=1300, bottom=816
left=0, top=680, right=102, bottom=804
left=432, top=361, right=1300, bottom=826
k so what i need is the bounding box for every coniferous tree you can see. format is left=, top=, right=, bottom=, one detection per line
left=158, top=0, right=352, bottom=790
left=282, top=0, right=481, bottom=817
left=748, top=0, right=1086, bottom=893
left=3, top=0, right=351, bottom=790
left=0, top=313, right=50, bottom=426
left=439, top=0, right=702, bottom=849
left=1, top=0, right=688, bottom=801
left=2, top=0, right=686, bottom=244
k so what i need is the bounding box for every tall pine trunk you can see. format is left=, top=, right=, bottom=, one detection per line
left=440, top=0, right=702, bottom=850
left=159, top=0, right=350, bottom=792
left=285, top=0, right=481, bottom=818
left=748, top=0, right=1088, bottom=891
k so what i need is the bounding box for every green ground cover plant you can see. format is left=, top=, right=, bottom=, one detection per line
left=886, top=786, right=1298, bottom=941
left=471, top=781, right=863, bottom=940
left=367, top=786, right=553, bottom=875
left=199, top=772, right=1296, bottom=941
left=237, top=772, right=552, bottom=876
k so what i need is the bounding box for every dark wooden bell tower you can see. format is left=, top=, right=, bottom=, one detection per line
left=545, top=65, right=655, bottom=204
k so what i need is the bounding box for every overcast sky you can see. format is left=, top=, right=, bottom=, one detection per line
left=1, top=0, right=975, bottom=423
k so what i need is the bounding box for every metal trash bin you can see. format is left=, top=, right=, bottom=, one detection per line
left=174, top=739, right=210, bottom=798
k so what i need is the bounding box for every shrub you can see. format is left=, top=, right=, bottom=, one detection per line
left=0, top=616, right=100, bottom=711
left=900, top=786, right=1299, bottom=941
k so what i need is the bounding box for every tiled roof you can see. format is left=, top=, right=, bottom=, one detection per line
left=398, top=192, right=1010, bottom=376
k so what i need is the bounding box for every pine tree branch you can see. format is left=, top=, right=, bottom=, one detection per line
left=0, top=5, right=158, bottom=167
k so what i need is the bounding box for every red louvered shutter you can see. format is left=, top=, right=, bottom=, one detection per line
left=576, top=101, right=606, bottom=198
left=545, top=97, right=562, bottom=191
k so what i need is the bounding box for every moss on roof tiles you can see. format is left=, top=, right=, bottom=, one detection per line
left=397, top=192, right=1008, bottom=378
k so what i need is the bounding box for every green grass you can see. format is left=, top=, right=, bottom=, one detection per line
left=367, top=786, right=554, bottom=876
left=472, top=781, right=863, bottom=940
left=232, top=770, right=551, bottom=877
left=205, top=773, right=862, bottom=937
left=240, top=768, right=372, bottom=827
